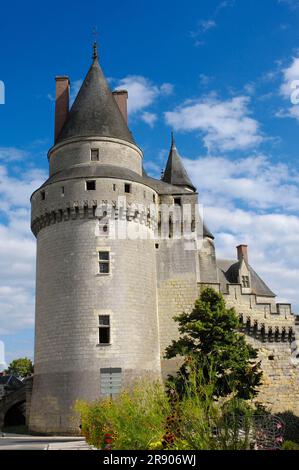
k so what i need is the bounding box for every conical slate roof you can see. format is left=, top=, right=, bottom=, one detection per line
left=162, top=134, right=196, bottom=191
left=56, top=45, right=135, bottom=145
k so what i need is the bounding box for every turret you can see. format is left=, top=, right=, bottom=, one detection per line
left=162, top=132, right=196, bottom=192
left=29, top=44, right=161, bottom=435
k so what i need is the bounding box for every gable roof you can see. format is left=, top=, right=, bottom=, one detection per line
left=217, top=259, right=276, bottom=297
left=56, top=45, right=135, bottom=145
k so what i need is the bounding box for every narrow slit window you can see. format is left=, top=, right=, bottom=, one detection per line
left=91, top=149, right=99, bottom=161
left=61, top=186, right=65, bottom=196
left=41, top=190, right=45, bottom=200
left=99, top=315, right=110, bottom=344
left=86, top=180, right=96, bottom=191
left=124, top=183, right=131, bottom=193
left=99, top=251, right=110, bottom=274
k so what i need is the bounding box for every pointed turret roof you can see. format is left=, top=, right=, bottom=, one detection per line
left=162, top=133, right=196, bottom=191
left=56, top=43, right=135, bottom=145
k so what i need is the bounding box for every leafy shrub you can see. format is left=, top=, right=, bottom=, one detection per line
left=75, top=380, right=171, bottom=450
left=282, top=440, right=299, bottom=450
left=75, top=367, right=258, bottom=450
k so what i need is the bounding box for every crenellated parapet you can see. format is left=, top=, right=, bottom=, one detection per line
left=31, top=198, right=159, bottom=236
left=199, top=281, right=296, bottom=343
left=238, top=313, right=295, bottom=342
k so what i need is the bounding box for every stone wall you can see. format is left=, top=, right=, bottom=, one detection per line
left=199, top=280, right=299, bottom=416
left=30, top=177, right=161, bottom=435
left=156, top=239, right=199, bottom=379
left=247, top=337, right=299, bottom=415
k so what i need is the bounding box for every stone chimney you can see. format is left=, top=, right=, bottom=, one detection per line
left=237, top=244, right=248, bottom=264
left=112, top=90, right=128, bottom=123
left=55, top=76, right=70, bottom=141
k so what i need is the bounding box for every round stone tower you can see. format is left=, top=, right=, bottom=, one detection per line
left=29, top=44, right=161, bottom=434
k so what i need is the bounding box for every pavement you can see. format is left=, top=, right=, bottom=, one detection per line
left=0, top=433, right=91, bottom=450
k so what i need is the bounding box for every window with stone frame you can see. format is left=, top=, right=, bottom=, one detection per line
left=91, top=148, right=99, bottom=161
left=242, top=275, right=250, bottom=288
left=98, top=251, right=110, bottom=274
left=98, top=315, right=110, bottom=344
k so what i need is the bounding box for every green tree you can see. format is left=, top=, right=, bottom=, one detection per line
left=165, top=288, right=262, bottom=400
left=6, top=357, right=33, bottom=378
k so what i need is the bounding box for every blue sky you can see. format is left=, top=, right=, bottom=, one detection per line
left=0, top=0, right=299, bottom=364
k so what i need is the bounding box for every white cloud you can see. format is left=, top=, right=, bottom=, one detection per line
left=165, top=95, right=263, bottom=152
left=114, top=76, right=173, bottom=125
left=184, top=154, right=299, bottom=211
left=280, top=57, right=299, bottom=98
left=278, top=57, right=299, bottom=121
left=198, top=19, right=217, bottom=33
left=0, top=158, right=46, bottom=334
left=182, top=154, right=299, bottom=311
left=0, top=147, right=28, bottom=162
left=141, top=111, right=158, bottom=127
left=199, top=74, right=214, bottom=86
left=160, top=83, right=174, bottom=96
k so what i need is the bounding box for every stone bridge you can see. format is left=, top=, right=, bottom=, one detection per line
left=0, top=376, right=33, bottom=430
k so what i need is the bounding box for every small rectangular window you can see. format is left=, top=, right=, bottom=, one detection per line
left=124, top=183, right=131, bottom=193
left=242, top=276, right=250, bottom=288
left=99, top=251, right=110, bottom=274
left=41, top=190, right=45, bottom=200
left=174, top=197, right=181, bottom=206
left=86, top=180, right=96, bottom=191
left=91, top=149, right=99, bottom=161
left=99, top=315, right=110, bottom=344
left=113, top=184, right=116, bottom=191
left=61, top=186, right=65, bottom=196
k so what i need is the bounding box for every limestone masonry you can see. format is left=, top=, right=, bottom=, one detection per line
left=29, top=44, right=299, bottom=434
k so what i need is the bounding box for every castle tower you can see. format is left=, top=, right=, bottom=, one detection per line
left=29, top=45, right=162, bottom=434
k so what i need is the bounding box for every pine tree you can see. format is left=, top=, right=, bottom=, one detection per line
left=165, top=288, right=262, bottom=399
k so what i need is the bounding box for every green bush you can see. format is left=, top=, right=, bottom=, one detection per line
left=75, top=380, right=171, bottom=450
left=75, top=369, right=258, bottom=450
left=282, top=440, right=299, bottom=450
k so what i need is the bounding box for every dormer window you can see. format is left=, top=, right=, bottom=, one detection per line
left=242, top=276, right=250, bottom=288
left=91, top=149, right=99, bottom=161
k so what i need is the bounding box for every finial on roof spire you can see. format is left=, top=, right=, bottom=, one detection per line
left=92, top=41, right=98, bottom=60
left=171, top=131, right=175, bottom=147
left=92, top=26, right=99, bottom=60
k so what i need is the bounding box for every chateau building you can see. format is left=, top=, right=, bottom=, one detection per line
left=29, top=45, right=299, bottom=434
